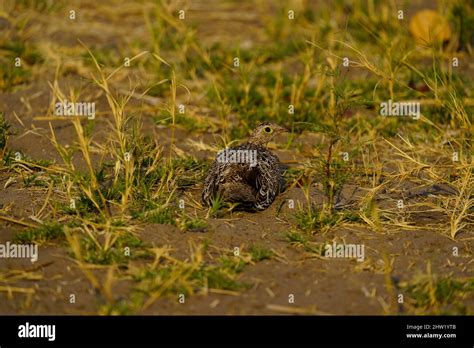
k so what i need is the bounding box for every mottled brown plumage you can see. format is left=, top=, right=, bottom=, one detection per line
left=202, top=123, right=286, bottom=210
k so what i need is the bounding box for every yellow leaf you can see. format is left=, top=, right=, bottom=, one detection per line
left=409, top=10, right=451, bottom=45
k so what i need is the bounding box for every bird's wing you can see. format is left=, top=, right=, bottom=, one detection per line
left=254, top=151, right=282, bottom=210
left=202, top=157, right=244, bottom=204
left=202, top=159, right=221, bottom=204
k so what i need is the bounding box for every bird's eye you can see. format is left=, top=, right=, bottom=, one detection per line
left=264, top=127, right=272, bottom=133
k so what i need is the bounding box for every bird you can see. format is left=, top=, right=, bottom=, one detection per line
left=202, top=122, right=287, bottom=211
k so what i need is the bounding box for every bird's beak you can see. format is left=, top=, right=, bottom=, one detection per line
left=276, top=125, right=288, bottom=133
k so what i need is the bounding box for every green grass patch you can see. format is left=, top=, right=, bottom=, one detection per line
left=401, top=276, right=474, bottom=315
left=249, top=244, right=274, bottom=262
left=285, top=230, right=326, bottom=255
left=177, top=216, right=207, bottom=232
left=14, top=222, right=65, bottom=244
left=80, top=232, right=150, bottom=265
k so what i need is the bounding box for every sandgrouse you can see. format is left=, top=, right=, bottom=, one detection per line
left=202, top=123, right=287, bottom=211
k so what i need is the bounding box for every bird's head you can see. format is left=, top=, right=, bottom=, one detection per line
left=248, top=122, right=287, bottom=146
